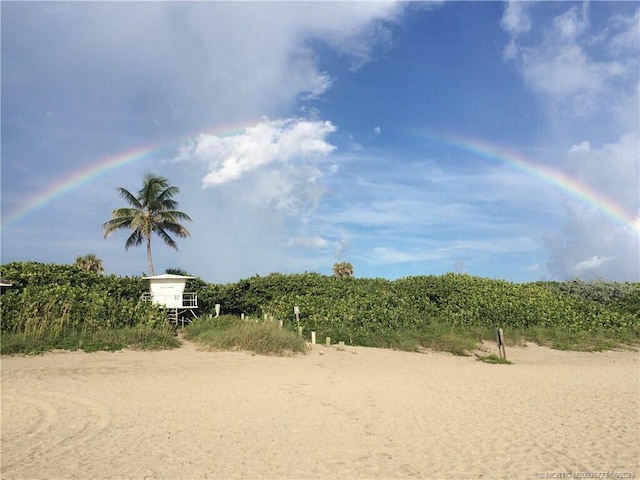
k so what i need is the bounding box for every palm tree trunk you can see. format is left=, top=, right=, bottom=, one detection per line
left=146, top=237, right=154, bottom=276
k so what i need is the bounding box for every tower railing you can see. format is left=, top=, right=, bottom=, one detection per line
left=140, top=292, right=198, bottom=329
left=140, top=292, right=198, bottom=308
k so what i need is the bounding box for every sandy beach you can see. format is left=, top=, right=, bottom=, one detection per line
left=1, top=341, right=638, bottom=480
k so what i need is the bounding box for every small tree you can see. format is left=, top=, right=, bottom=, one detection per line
left=332, top=261, right=354, bottom=278
left=74, top=254, right=105, bottom=274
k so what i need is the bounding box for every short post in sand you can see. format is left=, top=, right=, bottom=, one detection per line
left=495, top=328, right=507, bottom=360
left=294, top=306, right=302, bottom=337
left=311, top=331, right=316, bottom=345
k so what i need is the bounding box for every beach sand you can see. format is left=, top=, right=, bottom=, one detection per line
left=1, top=341, right=638, bottom=479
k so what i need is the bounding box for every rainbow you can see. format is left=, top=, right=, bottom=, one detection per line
left=1, top=123, right=250, bottom=230
left=4, top=125, right=639, bottom=236
left=421, top=130, right=640, bottom=235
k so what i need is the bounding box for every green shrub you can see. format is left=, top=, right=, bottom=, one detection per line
left=2, top=261, right=638, bottom=355
left=0, top=261, right=176, bottom=354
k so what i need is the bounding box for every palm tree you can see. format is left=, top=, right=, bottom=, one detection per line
left=102, top=174, right=192, bottom=276
left=332, top=261, right=354, bottom=278
left=74, top=253, right=105, bottom=274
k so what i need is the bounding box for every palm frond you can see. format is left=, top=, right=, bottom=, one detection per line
left=157, top=186, right=180, bottom=203
left=164, top=210, right=193, bottom=222
left=111, top=207, right=143, bottom=218
left=124, top=230, right=144, bottom=250
left=139, top=175, right=169, bottom=206
left=103, top=218, right=132, bottom=237
left=157, top=220, right=191, bottom=238
left=154, top=226, right=179, bottom=250
left=150, top=198, right=178, bottom=213
left=117, top=188, right=142, bottom=209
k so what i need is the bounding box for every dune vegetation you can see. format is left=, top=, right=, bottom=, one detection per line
left=1, top=261, right=638, bottom=355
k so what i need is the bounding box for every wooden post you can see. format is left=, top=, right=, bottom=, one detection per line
left=337, top=341, right=345, bottom=351
left=298, top=326, right=303, bottom=338
left=294, top=306, right=300, bottom=326
left=241, top=313, right=245, bottom=320
left=500, top=328, right=507, bottom=359
left=325, top=337, right=331, bottom=347
left=311, top=331, right=316, bottom=344
left=495, top=328, right=507, bottom=360
left=215, top=304, right=221, bottom=317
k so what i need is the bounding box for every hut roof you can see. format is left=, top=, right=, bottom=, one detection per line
left=143, top=274, right=194, bottom=280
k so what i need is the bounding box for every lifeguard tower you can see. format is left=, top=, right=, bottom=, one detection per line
left=141, top=274, right=198, bottom=328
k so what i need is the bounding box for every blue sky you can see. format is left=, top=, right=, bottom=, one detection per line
left=2, top=1, right=638, bottom=283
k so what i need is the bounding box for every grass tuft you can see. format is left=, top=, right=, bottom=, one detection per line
left=184, top=315, right=307, bottom=356
left=475, top=353, right=513, bottom=365
left=0, top=327, right=180, bottom=355
left=513, top=326, right=639, bottom=352
left=332, top=323, right=488, bottom=356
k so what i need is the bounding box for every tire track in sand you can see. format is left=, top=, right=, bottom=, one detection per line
left=1, top=389, right=112, bottom=475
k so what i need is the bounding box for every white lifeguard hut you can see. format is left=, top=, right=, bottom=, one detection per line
left=0, top=278, right=13, bottom=294
left=141, top=274, right=198, bottom=328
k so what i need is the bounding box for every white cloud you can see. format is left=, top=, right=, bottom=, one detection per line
left=364, top=237, right=539, bottom=267
left=555, top=133, right=639, bottom=282
left=520, top=263, right=540, bottom=272
left=454, top=259, right=467, bottom=274
left=501, top=1, right=531, bottom=36
left=571, top=255, right=612, bottom=275
left=501, top=2, right=532, bottom=59
left=566, top=132, right=639, bottom=224
left=311, top=2, right=405, bottom=70
left=438, top=238, right=540, bottom=255
left=166, top=117, right=342, bottom=281
left=366, top=247, right=441, bottom=265
left=333, top=232, right=351, bottom=260
left=285, top=236, right=329, bottom=249
left=521, top=44, right=625, bottom=104
left=502, top=3, right=636, bottom=118
left=569, top=141, right=591, bottom=153
left=594, top=8, right=640, bottom=53
left=4, top=2, right=406, bottom=137
left=176, top=118, right=336, bottom=187
left=502, top=3, right=640, bottom=281
left=553, top=3, right=589, bottom=41
left=173, top=118, right=337, bottom=224
left=545, top=200, right=639, bottom=281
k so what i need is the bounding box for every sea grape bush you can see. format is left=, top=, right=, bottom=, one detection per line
left=1, top=262, right=638, bottom=348
left=211, top=272, right=639, bottom=342
left=0, top=261, right=166, bottom=335
left=538, top=279, right=640, bottom=316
